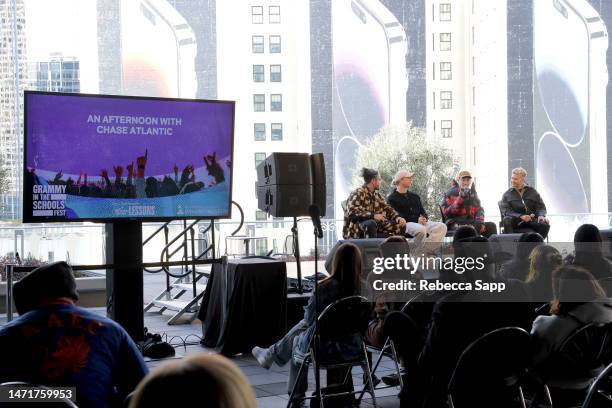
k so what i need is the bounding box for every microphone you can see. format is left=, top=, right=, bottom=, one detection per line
left=308, top=204, right=323, bottom=239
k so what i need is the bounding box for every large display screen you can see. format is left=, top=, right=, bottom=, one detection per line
left=533, top=0, right=608, bottom=214
left=23, top=91, right=234, bottom=222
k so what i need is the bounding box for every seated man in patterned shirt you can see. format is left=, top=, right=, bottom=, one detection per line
left=343, top=168, right=407, bottom=239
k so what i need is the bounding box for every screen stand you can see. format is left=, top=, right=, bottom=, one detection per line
left=105, top=222, right=144, bottom=342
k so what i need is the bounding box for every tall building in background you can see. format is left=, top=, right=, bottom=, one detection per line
left=0, top=0, right=26, bottom=220
left=426, top=0, right=468, bottom=164
left=467, top=0, right=509, bottom=215
left=27, top=54, right=80, bottom=92
left=216, top=0, right=312, bottom=230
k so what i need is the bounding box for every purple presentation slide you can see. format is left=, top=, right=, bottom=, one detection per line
left=23, top=92, right=234, bottom=222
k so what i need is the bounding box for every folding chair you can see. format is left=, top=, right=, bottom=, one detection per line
left=583, top=361, right=612, bottom=408
left=534, top=322, right=612, bottom=408
left=287, top=296, right=377, bottom=408
left=447, top=327, right=531, bottom=408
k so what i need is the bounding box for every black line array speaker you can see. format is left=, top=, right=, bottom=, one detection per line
left=256, top=152, right=326, bottom=217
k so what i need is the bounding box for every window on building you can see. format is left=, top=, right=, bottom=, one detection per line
left=251, top=6, right=263, bottom=24
left=269, top=35, right=281, bottom=53
left=432, top=62, right=436, bottom=80
left=252, top=35, right=264, bottom=53
left=440, top=62, right=452, bottom=80
left=440, top=91, right=452, bottom=109
left=441, top=120, right=452, bottom=138
left=253, top=64, right=264, bottom=82
left=440, top=33, right=451, bottom=51
left=269, top=5, right=280, bottom=23
left=432, top=91, right=436, bottom=109
left=255, top=152, right=266, bottom=168
left=254, top=123, right=266, bottom=141
left=271, top=94, right=282, bottom=111
left=270, top=64, right=281, bottom=82
left=253, top=94, right=265, bottom=112
left=271, top=123, right=283, bottom=140
left=440, top=3, right=451, bottom=21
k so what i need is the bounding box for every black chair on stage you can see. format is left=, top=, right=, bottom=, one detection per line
left=498, top=201, right=537, bottom=235
left=438, top=204, right=456, bottom=238
left=533, top=323, right=612, bottom=408
left=0, top=382, right=79, bottom=407
left=447, top=327, right=531, bottom=408
left=287, top=296, right=377, bottom=408
left=583, top=361, right=612, bottom=408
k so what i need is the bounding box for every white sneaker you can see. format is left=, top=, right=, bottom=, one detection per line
left=252, top=346, right=274, bottom=369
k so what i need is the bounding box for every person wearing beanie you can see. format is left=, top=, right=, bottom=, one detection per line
left=343, top=167, right=407, bottom=239
left=0, top=261, right=148, bottom=408
left=387, top=169, right=447, bottom=253
left=440, top=169, right=497, bottom=237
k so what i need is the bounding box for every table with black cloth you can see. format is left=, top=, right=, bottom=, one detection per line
left=198, top=257, right=288, bottom=355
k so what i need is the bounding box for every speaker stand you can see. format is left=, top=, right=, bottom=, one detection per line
left=291, top=217, right=303, bottom=294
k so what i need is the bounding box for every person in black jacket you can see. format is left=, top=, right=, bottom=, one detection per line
left=500, top=167, right=550, bottom=238
left=566, top=224, right=612, bottom=280
left=387, top=169, right=447, bottom=254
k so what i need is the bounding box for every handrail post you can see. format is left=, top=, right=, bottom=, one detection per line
left=6, top=265, right=13, bottom=322
left=190, top=226, right=196, bottom=297
left=164, top=225, right=170, bottom=292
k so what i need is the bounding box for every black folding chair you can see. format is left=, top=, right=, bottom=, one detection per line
left=447, top=327, right=531, bottom=408
left=287, top=296, right=377, bottom=408
left=0, top=382, right=79, bottom=407
left=498, top=201, right=535, bottom=235
left=583, top=361, right=612, bottom=408
left=535, top=322, right=612, bottom=408
left=438, top=204, right=455, bottom=238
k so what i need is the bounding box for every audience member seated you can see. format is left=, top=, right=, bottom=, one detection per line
left=343, top=168, right=407, bottom=239
left=386, top=237, right=533, bottom=407
left=387, top=169, right=447, bottom=253
left=0, top=262, right=148, bottom=408
left=251, top=243, right=364, bottom=405
left=440, top=169, right=497, bottom=237
left=566, top=224, right=612, bottom=280
left=498, top=232, right=544, bottom=281
left=365, top=236, right=416, bottom=349
left=500, top=167, right=550, bottom=238
left=526, top=245, right=563, bottom=304
left=530, top=265, right=612, bottom=406
left=128, top=353, right=256, bottom=408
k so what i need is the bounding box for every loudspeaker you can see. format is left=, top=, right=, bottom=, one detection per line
left=256, top=153, right=312, bottom=186
left=257, top=184, right=312, bottom=217
left=310, top=153, right=326, bottom=217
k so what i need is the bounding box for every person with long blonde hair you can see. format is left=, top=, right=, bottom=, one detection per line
left=128, top=353, right=256, bottom=408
